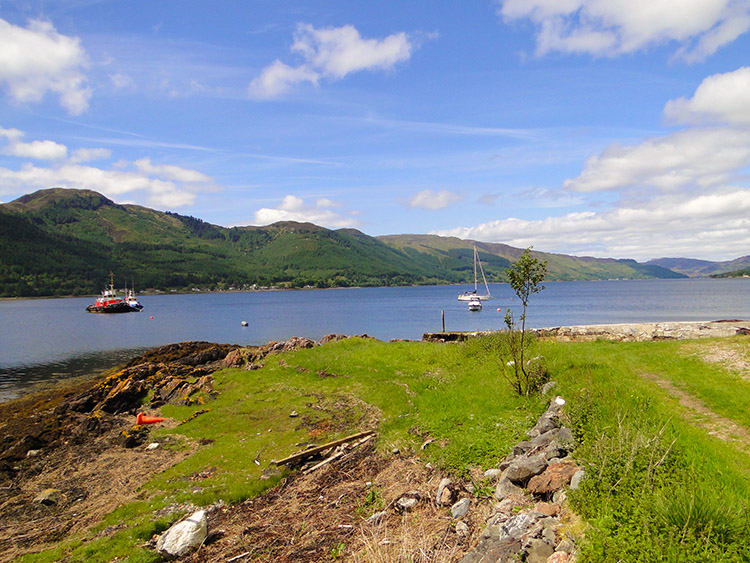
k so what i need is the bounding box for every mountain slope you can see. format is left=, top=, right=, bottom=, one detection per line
left=646, top=256, right=750, bottom=277
left=0, top=188, right=688, bottom=297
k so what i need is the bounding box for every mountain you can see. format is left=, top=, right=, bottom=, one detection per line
left=1, top=188, right=686, bottom=297
left=646, top=256, right=750, bottom=277
left=378, top=235, right=685, bottom=282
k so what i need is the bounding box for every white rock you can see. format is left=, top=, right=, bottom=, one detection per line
left=156, top=509, right=207, bottom=557
left=570, top=469, right=585, bottom=490
left=145, top=442, right=160, bottom=451
left=451, top=497, right=471, bottom=519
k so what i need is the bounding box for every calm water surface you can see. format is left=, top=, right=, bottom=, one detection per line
left=1, top=278, right=748, bottom=400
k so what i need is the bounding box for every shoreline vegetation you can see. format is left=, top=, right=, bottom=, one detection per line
left=1, top=322, right=749, bottom=562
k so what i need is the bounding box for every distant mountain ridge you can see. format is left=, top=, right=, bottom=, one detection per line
left=646, top=256, right=750, bottom=277
left=0, top=188, right=697, bottom=297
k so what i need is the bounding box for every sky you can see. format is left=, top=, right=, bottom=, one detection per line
left=0, top=1, right=749, bottom=262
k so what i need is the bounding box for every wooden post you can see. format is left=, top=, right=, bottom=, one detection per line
left=441, top=309, right=445, bottom=332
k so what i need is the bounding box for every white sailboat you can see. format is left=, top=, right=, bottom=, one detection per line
left=458, top=245, right=491, bottom=302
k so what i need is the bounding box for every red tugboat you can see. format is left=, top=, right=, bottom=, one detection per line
left=86, top=273, right=138, bottom=313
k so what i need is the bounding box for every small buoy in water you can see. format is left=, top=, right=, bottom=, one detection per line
left=497, top=308, right=501, bottom=312
left=241, top=321, right=248, bottom=326
left=150, top=316, right=154, bottom=319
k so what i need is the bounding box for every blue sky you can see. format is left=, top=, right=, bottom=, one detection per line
left=1, top=1, right=749, bottom=261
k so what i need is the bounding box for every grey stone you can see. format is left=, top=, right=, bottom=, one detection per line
left=395, top=496, right=419, bottom=513
left=513, top=440, right=534, bottom=456
left=436, top=477, right=452, bottom=506
left=483, top=468, right=503, bottom=480
left=506, top=452, right=548, bottom=484
left=525, top=538, right=555, bottom=563
left=451, top=497, right=471, bottom=519
left=156, top=509, right=208, bottom=558
left=455, top=520, right=470, bottom=537
left=570, top=469, right=585, bottom=490
left=556, top=538, right=575, bottom=554
left=494, top=477, right=522, bottom=501
left=540, top=381, right=557, bottom=395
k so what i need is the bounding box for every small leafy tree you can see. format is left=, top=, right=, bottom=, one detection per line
left=502, top=247, right=547, bottom=395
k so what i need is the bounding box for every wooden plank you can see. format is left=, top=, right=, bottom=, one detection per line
left=272, top=430, right=375, bottom=466
left=302, top=433, right=375, bottom=474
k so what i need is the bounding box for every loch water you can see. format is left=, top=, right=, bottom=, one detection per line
left=1, top=278, right=749, bottom=401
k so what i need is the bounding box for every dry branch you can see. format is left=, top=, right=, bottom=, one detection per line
left=272, top=430, right=375, bottom=467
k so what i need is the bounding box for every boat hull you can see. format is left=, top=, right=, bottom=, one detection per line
left=458, top=293, right=490, bottom=301
left=86, top=302, right=136, bottom=314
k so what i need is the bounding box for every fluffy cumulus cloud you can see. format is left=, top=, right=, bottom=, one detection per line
left=439, top=64, right=750, bottom=260
left=249, top=23, right=413, bottom=99
left=434, top=188, right=750, bottom=260
left=0, top=128, right=216, bottom=208
left=498, top=0, right=750, bottom=61
left=0, top=18, right=91, bottom=114
left=407, top=189, right=464, bottom=210
left=564, top=128, right=750, bottom=193
left=253, top=194, right=361, bottom=228
left=0, top=127, right=68, bottom=160
left=663, top=66, right=750, bottom=126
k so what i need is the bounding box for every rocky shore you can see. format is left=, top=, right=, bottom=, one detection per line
left=424, top=319, right=750, bottom=343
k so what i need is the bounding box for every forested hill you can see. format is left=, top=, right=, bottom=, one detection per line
left=1, top=188, right=684, bottom=297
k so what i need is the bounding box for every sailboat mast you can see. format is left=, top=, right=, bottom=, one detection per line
left=473, top=245, right=478, bottom=292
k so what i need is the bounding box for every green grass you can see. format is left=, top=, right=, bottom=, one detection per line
left=539, top=337, right=750, bottom=562
left=17, top=335, right=750, bottom=562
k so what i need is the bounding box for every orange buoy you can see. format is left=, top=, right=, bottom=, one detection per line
left=136, top=412, right=166, bottom=425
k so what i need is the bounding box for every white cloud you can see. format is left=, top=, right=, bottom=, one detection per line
left=134, top=158, right=214, bottom=184
left=0, top=127, right=67, bottom=160
left=663, top=66, right=750, bottom=126
left=109, top=72, right=135, bottom=90
left=499, top=0, right=750, bottom=61
left=70, top=147, right=112, bottom=163
left=0, top=18, right=91, bottom=114
left=249, top=23, right=413, bottom=99
left=564, top=128, right=750, bottom=193
left=407, top=189, right=464, bottom=210
left=433, top=188, right=750, bottom=260
left=253, top=194, right=361, bottom=228
left=249, top=60, right=319, bottom=99
left=0, top=129, right=217, bottom=208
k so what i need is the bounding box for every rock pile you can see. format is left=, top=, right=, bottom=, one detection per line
left=535, top=320, right=750, bottom=342
left=457, top=396, right=582, bottom=563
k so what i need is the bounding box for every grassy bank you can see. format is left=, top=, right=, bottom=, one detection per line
left=16, top=335, right=750, bottom=562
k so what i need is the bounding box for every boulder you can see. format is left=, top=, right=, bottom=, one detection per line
left=528, top=463, right=580, bottom=496
left=506, top=453, right=548, bottom=485
left=156, top=509, right=208, bottom=558
left=525, top=538, right=555, bottom=563
left=495, top=477, right=522, bottom=501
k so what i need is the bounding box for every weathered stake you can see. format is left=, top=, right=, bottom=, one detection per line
left=272, top=430, right=375, bottom=467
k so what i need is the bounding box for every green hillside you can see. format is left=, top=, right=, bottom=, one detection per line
left=0, top=188, right=685, bottom=297
left=646, top=256, right=750, bottom=277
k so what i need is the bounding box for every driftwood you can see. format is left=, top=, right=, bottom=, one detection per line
left=272, top=430, right=375, bottom=467
left=302, top=433, right=375, bottom=474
